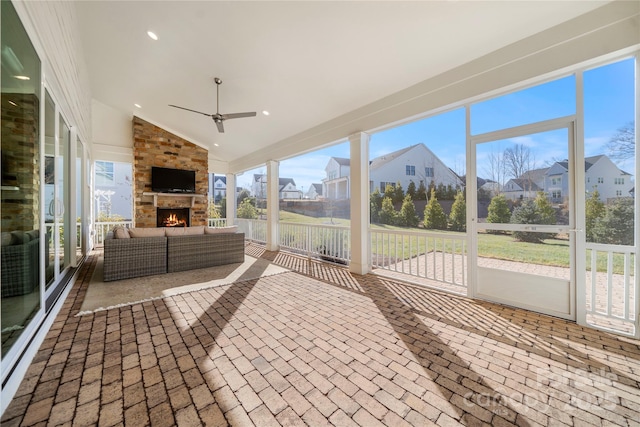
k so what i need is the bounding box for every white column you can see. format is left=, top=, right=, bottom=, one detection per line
left=225, top=173, right=236, bottom=225
left=349, top=132, right=370, bottom=275
left=266, top=160, right=279, bottom=251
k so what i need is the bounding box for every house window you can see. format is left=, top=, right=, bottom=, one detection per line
left=406, top=165, right=415, bottom=176
left=552, top=190, right=562, bottom=199
left=425, top=167, right=434, bottom=178
left=616, top=190, right=622, bottom=196
left=380, top=182, right=394, bottom=192
left=587, top=177, right=590, bottom=183
left=597, top=177, right=604, bottom=184
left=614, top=177, right=625, bottom=185
left=551, top=176, right=561, bottom=186
left=95, top=161, right=114, bottom=186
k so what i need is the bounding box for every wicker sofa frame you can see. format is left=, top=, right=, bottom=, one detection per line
left=103, top=232, right=245, bottom=281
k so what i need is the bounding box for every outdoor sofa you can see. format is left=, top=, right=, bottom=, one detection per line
left=103, top=225, right=245, bottom=281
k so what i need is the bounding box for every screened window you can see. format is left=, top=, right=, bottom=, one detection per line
left=95, top=161, right=114, bottom=186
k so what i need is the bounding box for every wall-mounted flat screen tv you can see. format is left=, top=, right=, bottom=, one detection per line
left=151, top=166, right=196, bottom=193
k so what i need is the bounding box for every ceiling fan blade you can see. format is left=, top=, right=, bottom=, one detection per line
left=168, top=104, right=212, bottom=117
left=222, top=112, right=257, bottom=120
left=215, top=120, right=225, bottom=133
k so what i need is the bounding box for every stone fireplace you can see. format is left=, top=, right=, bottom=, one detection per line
left=132, top=116, right=208, bottom=228
left=157, top=208, right=190, bottom=227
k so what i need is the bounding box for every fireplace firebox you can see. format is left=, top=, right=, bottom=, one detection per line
left=157, top=208, right=190, bottom=227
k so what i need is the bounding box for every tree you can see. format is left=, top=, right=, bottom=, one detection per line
left=504, top=144, right=532, bottom=179
left=534, top=192, right=556, bottom=225
left=416, top=181, right=427, bottom=201
left=399, top=194, right=419, bottom=227
left=407, top=180, right=417, bottom=200
left=384, top=183, right=395, bottom=200
left=237, top=198, right=258, bottom=219
left=606, top=121, right=634, bottom=162
left=423, top=188, right=447, bottom=230
left=208, top=198, right=221, bottom=219
left=592, top=198, right=634, bottom=246
left=484, top=149, right=506, bottom=194
left=487, top=194, right=511, bottom=225
left=370, top=189, right=383, bottom=223
left=511, top=200, right=545, bottom=243
left=379, top=196, right=398, bottom=225
left=449, top=191, right=466, bottom=232
left=219, top=197, right=227, bottom=218
left=237, top=189, right=251, bottom=205
left=393, top=181, right=404, bottom=204
left=585, top=189, right=605, bottom=242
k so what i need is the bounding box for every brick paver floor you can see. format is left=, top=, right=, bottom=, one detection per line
left=2, top=243, right=640, bottom=426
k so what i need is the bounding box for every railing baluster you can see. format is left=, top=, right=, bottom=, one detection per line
left=607, top=251, right=614, bottom=317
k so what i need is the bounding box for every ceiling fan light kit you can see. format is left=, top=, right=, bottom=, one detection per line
left=169, top=77, right=256, bottom=133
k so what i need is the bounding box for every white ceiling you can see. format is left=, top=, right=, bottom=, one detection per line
left=76, top=1, right=609, bottom=165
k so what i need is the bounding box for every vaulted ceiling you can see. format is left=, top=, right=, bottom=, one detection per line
left=76, top=1, right=609, bottom=167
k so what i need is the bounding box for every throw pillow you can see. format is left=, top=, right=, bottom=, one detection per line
left=165, top=226, right=205, bottom=236
left=113, top=225, right=131, bottom=239
left=127, top=228, right=166, bottom=238
left=204, top=225, right=238, bottom=234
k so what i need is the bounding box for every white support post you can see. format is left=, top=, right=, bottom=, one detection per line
left=349, top=132, right=370, bottom=275
left=225, top=173, right=236, bottom=225
left=266, top=160, right=280, bottom=251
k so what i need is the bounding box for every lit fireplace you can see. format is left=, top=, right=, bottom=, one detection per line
left=157, top=208, right=190, bottom=227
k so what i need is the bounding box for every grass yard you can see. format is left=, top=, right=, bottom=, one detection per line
left=271, top=211, right=634, bottom=275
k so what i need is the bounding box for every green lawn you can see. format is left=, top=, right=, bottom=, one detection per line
left=270, top=211, right=633, bottom=274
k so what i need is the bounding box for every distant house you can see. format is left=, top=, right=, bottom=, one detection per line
left=323, top=157, right=351, bottom=200
left=502, top=178, right=543, bottom=201
left=306, top=183, right=323, bottom=200
left=323, top=144, right=463, bottom=200
left=502, top=154, right=633, bottom=202
left=208, top=174, right=227, bottom=202
left=252, top=174, right=302, bottom=200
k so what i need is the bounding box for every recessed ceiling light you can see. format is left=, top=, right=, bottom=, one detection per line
left=262, top=110, right=270, bottom=116
left=14, top=75, right=30, bottom=80
left=134, top=104, right=142, bottom=108
left=8, top=100, right=17, bottom=107
left=213, top=143, right=219, bottom=147
left=147, top=31, right=158, bottom=40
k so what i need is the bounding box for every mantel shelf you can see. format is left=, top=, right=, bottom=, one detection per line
left=142, top=192, right=206, bottom=208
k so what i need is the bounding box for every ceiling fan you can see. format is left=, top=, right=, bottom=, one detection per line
left=169, top=77, right=256, bottom=133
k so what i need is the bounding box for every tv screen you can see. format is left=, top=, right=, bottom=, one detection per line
left=151, top=167, right=196, bottom=193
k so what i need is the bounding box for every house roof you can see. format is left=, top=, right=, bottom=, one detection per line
left=310, top=183, right=323, bottom=194
left=369, top=145, right=417, bottom=170
left=519, top=167, right=548, bottom=182
left=504, top=178, right=542, bottom=192
left=332, top=157, right=351, bottom=167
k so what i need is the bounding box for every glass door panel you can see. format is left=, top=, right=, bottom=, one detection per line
left=44, top=91, right=56, bottom=287
left=473, top=124, right=575, bottom=320
left=57, top=116, right=70, bottom=274
left=1, top=0, right=42, bottom=358
left=76, top=138, right=84, bottom=260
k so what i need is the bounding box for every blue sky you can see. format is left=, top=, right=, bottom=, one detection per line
left=238, top=57, right=635, bottom=192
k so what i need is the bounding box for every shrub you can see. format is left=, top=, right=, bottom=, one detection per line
left=237, top=198, right=258, bottom=219
left=416, top=181, right=427, bottom=201
left=592, top=198, right=634, bottom=246
left=487, top=194, right=511, bottom=225
left=399, top=194, right=419, bottom=227
left=511, top=200, right=546, bottom=243
left=379, top=197, right=398, bottom=225
left=585, top=190, right=605, bottom=242
left=393, top=181, right=404, bottom=204
left=370, top=189, right=383, bottom=223
left=423, top=188, right=447, bottom=230
left=407, top=181, right=417, bottom=200
left=449, top=191, right=466, bottom=232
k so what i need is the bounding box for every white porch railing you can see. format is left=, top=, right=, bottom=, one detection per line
left=93, top=221, right=133, bottom=247
left=370, top=228, right=467, bottom=289
left=236, top=218, right=267, bottom=243
left=208, top=218, right=228, bottom=228
left=279, top=222, right=350, bottom=264
left=585, top=242, right=636, bottom=330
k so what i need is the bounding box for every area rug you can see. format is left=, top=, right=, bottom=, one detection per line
left=78, top=253, right=290, bottom=314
